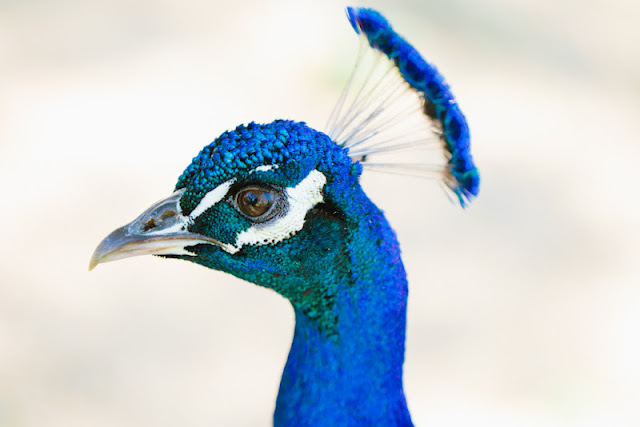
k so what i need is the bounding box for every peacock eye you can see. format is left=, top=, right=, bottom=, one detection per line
left=236, top=187, right=276, bottom=218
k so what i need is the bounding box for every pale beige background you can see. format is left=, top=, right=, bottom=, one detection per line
left=1, top=0, right=639, bottom=426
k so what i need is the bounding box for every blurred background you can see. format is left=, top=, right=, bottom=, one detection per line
left=1, top=0, right=639, bottom=425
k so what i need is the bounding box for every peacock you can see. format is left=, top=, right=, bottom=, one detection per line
left=90, top=7, right=479, bottom=426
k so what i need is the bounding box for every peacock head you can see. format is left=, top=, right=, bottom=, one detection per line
left=91, top=120, right=364, bottom=323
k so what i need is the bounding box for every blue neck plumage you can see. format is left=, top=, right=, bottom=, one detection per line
left=274, top=195, right=413, bottom=426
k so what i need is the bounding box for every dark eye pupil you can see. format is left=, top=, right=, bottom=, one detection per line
left=237, top=188, right=274, bottom=217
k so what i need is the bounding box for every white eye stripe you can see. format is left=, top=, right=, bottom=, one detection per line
left=187, top=164, right=279, bottom=220
left=251, top=164, right=278, bottom=173
left=188, top=164, right=279, bottom=221
left=189, top=179, right=236, bottom=220
left=232, top=170, right=326, bottom=251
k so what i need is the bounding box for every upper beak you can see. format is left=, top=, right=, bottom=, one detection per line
left=89, top=189, right=224, bottom=271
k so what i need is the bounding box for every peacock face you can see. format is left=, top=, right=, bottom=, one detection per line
left=90, top=120, right=361, bottom=315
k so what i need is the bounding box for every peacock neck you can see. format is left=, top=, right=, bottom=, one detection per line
left=274, top=200, right=413, bottom=426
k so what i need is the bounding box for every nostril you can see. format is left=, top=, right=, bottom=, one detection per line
left=142, top=218, right=157, bottom=232
left=160, top=209, right=177, bottom=219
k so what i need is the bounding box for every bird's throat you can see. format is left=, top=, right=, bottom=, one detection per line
left=274, top=210, right=413, bottom=426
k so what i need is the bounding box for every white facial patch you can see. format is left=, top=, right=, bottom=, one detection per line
left=233, top=170, right=326, bottom=250
left=152, top=170, right=325, bottom=256
left=189, top=179, right=236, bottom=220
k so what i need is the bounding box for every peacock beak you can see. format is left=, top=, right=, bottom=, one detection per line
left=89, top=189, right=224, bottom=271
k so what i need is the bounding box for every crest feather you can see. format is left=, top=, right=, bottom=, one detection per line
left=327, top=7, right=480, bottom=207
